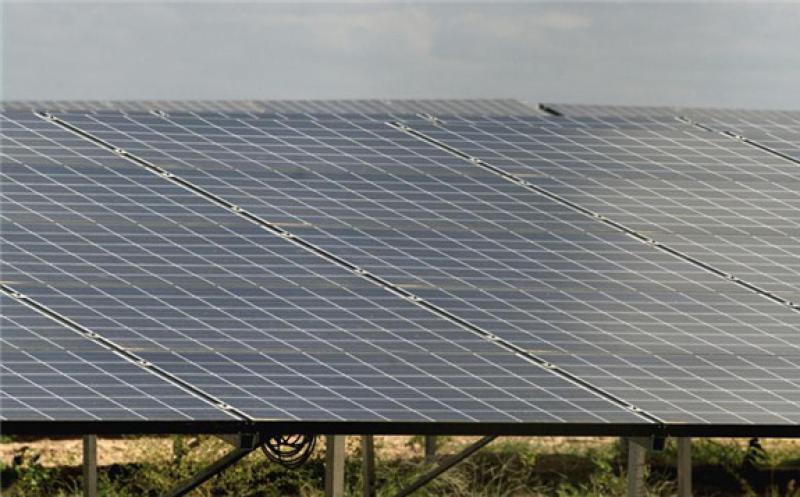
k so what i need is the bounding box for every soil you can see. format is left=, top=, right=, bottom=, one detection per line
left=0, top=436, right=607, bottom=468
left=2, top=436, right=798, bottom=469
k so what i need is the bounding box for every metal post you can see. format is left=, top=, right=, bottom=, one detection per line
left=424, top=436, right=437, bottom=462
left=626, top=437, right=647, bottom=497
left=83, top=435, right=98, bottom=497
left=325, top=435, right=346, bottom=497
left=362, top=435, right=376, bottom=497
left=677, top=437, right=692, bottom=497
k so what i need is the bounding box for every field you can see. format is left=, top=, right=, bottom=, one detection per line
left=2, top=436, right=800, bottom=497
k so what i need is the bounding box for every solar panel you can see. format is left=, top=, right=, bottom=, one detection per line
left=1, top=99, right=542, bottom=119
left=257, top=99, right=542, bottom=121
left=0, top=294, right=233, bottom=423
left=683, top=109, right=800, bottom=128
left=543, top=103, right=800, bottom=123
left=451, top=115, right=684, bottom=130
left=738, top=127, right=800, bottom=163
left=695, top=122, right=800, bottom=164
left=0, top=100, right=269, bottom=114
left=47, top=110, right=800, bottom=427
left=540, top=104, right=682, bottom=118
left=1, top=111, right=648, bottom=432
left=403, top=120, right=800, bottom=304
left=385, top=99, right=542, bottom=117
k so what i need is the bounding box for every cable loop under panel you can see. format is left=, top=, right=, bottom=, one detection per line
left=260, top=434, right=317, bottom=469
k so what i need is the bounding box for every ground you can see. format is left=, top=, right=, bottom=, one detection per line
left=1, top=436, right=799, bottom=496
left=0, top=436, right=611, bottom=467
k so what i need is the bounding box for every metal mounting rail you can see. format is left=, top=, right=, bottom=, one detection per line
left=35, top=111, right=663, bottom=427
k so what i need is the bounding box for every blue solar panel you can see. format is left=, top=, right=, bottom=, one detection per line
left=0, top=294, right=233, bottom=422
left=385, top=99, right=541, bottom=117
left=1, top=111, right=647, bottom=428
left=48, top=110, right=800, bottom=426
left=697, top=122, right=800, bottom=164
left=540, top=104, right=682, bottom=118
left=689, top=110, right=800, bottom=128
left=543, top=104, right=800, bottom=123
left=403, top=119, right=800, bottom=304
left=2, top=99, right=542, bottom=120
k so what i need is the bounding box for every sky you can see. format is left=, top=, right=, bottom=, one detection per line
left=2, top=1, right=800, bottom=108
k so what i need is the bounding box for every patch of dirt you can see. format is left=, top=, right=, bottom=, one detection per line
left=0, top=435, right=610, bottom=468
left=3, top=436, right=797, bottom=469
left=0, top=437, right=174, bottom=467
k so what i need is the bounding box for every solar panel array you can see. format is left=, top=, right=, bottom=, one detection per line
left=1, top=98, right=542, bottom=118
left=542, top=103, right=800, bottom=123
left=1, top=100, right=799, bottom=436
left=1, top=100, right=268, bottom=114
left=407, top=120, right=800, bottom=303
left=1, top=111, right=646, bottom=431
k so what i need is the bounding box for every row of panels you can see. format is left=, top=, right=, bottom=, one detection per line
left=53, top=109, right=799, bottom=424
left=2, top=103, right=799, bottom=435
left=1, top=99, right=544, bottom=119
left=8, top=100, right=798, bottom=125
left=1, top=112, right=647, bottom=431
left=406, top=118, right=800, bottom=302
left=544, top=103, right=800, bottom=123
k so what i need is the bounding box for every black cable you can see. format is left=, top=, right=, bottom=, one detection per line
left=260, top=434, right=317, bottom=469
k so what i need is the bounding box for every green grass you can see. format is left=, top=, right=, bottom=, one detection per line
left=2, top=437, right=799, bottom=497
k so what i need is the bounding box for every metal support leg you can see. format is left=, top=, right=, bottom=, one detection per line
left=677, top=437, right=692, bottom=497
left=325, top=435, right=346, bottom=497
left=392, top=436, right=496, bottom=497
left=424, top=436, right=437, bottom=462
left=83, top=435, right=98, bottom=497
left=362, top=435, right=376, bottom=497
left=162, top=441, right=256, bottom=497
left=626, top=437, right=647, bottom=497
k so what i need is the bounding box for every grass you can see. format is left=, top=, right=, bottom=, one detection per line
left=2, top=436, right=799, bottom=497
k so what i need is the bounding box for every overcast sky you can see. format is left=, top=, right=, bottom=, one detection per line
left=2, top=1, right=799, bottom=108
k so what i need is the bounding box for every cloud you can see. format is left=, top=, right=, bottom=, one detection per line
left=2, top=2, right=799, bottom=107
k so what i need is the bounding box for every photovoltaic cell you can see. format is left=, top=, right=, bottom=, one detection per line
left=1, top=111, right=645, bottom=427
left=0, top=294, right=233, bottom=421
left=405, top=120, right=800, bottom=303
left=53, top=110, right=800, bottom=425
